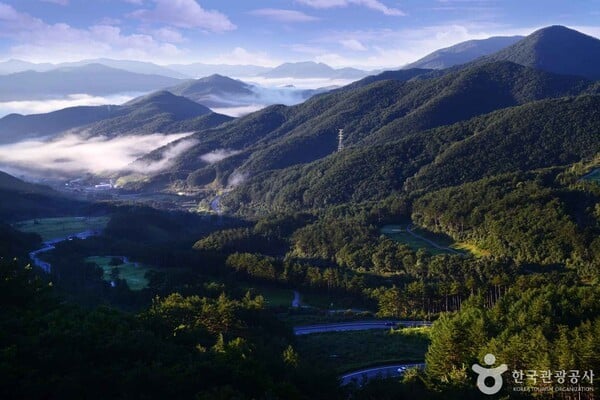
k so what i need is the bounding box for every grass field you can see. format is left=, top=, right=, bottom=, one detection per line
left=241, top=284, right=295, bottom=308
left=381, top=224, right=458, bottom=255
left=453, top=242, right=491, bottom=257
left=14, top=216, right=110, bottom=241
left=296, top=327, right=430, bottom=374
left=86, top=256, right=155, bottom=291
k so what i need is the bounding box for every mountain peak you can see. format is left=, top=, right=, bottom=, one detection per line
left=123, top=90, right=205, bottom=109
left=199, top=74, right=241, bottom=83
left=482, top=25, right=600, bottom=80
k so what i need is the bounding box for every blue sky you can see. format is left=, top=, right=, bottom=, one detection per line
left=0, top=0, right=599, bottom=68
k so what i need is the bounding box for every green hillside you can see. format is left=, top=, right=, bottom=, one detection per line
left=482, top=25, right=600, bottom=80
left=222, top=95, right=600, bottom=212
left=130, top=61, right=593, bottom=192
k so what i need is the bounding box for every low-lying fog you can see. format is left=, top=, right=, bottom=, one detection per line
left=0, top=77, right=350, bottom=118
left=0, top=133, right=193, bottom=180
left=0, top=93, right=145, bottom=118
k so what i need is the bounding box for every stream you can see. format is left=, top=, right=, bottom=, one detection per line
left=28, top=230, right=99, bottom=273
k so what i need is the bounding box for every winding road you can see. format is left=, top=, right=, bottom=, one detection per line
left=293, top=320, right=432, bottom=335
left=340, top=363, right=425, bottom=386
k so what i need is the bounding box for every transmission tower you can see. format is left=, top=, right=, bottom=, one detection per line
left=337, top=129, right=344, bottom=152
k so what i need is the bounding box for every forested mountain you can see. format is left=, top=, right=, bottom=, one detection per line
left=167, top=74, right=255, bottom=107
left=167, top=74, right=333, bottom=109
left=128, top=60, right=594, bottom=193
left=222, top=95, right=600, bottom=212
left=0, top=105, right=119, bottom=144
left=0, top=64, right=182, bottom=101
left=478, top=25, right=600, bottom=80
left=0, top=91, right=232, bottom=143
left=0, top=171, right=87, bottom=220
left=341, top=68, right=433, bottom=90
left=404, top=36, right=523, bottom=69
left=76, top=91, right=231, bottom=138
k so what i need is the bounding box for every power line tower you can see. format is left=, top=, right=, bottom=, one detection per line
left=337, top=129, right=344, bottom=152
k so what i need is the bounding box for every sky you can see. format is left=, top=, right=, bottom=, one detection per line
left=0, top=0, right=599, bottom=69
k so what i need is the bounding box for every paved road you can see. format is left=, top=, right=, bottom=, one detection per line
left=340, top=363, right=425, bottom=386
left=293, top=320, right=431, bottom=335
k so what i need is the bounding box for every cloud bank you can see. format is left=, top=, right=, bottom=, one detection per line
left=0, top=93, right=143, bottom=117
left=0, top=132, right=191, bottom=178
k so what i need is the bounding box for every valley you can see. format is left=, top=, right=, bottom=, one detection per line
left=0, top=13, right=599, bottom=400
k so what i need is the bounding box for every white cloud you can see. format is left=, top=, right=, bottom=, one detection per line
left=287, top=43, right=326, bottom=55
left=129, top=137, right=198, bottom=173
left=210, top=104, right=267, bottom=117
left=149, top=27, right=185, bottom=43
left=0, top=93, right=144, bottom=117
left=340, top=39, right=367, bottom=51
left=129, top=0, right=235, bottom=32
left=209, top=47, right=282, bottom=67
left=249, top=8, right=319, bottom=23
left=0, top=133, right=192, bottom=176
left=40, top=0, right=69, bottom=5
left=199, top=149, right=241, bottom=164
left=0, top=3, right=185, bottom=63
left=296, top=0, right=405, bottom=16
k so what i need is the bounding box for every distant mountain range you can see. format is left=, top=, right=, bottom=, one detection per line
left=167, top=75, right=255, bottom=107
left=0, top=64, right=181, bottom=101
left=404, top=36, right=523, bottom=69
left=0, top=65, right=334, bottom=112
left=166, top=63, right=272, bottom=78
left=261, top=62, right=370, bottom=79
left=168, top=74, right=331, bottom=109
left=0, top=59, right=374, bottom=81
left=57, top=58, right=188, bottom=79
left=0, top=91, right=232, bottom=143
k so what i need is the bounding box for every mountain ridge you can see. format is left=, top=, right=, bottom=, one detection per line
left=404, top=35, right=524, bottom=70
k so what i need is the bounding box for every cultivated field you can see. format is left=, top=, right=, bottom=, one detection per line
left=381, top=224, right=460, bottom=255
left=14, top=216, right=110, bottom=241
left=86, top=256, right=155, bottom=291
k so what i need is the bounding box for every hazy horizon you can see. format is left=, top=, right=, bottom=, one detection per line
left=0, top=1, right=598, bottom=69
